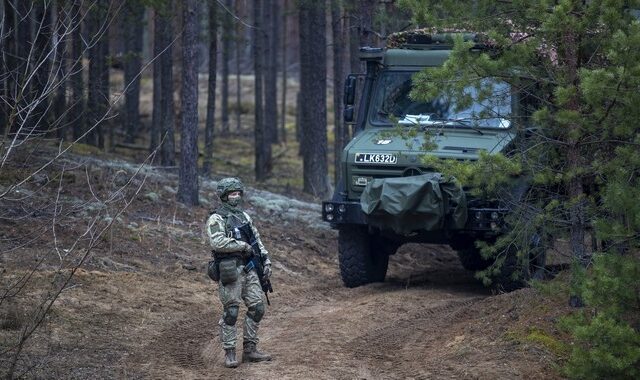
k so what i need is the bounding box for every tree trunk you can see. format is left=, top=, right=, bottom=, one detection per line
left=150, top=9, right=161, bottom=153
left=158, top=2, right=176, bottom=166
left=99, top=27, right=109, bottom=149
left=85, top=0, right=109, bottom=148
left=69, top=0, right=85, bottom=141
left=177, top=0, right=200, bottom=206
left=280, top=0, right=288, bottom=143
left=221, top=0, right=231, bottom=135
left=253, top=1, right=271, bottom=181
left=33, top=3, right=53, bottom=137
left=203, top=0, right=218, bottom=177
left=123, top=1, right=145, bottom=143
left=53, top=1, right=68, bottom=140
left=347, top=4, right=360, bottom=74
left=331, top=0, right=347, bottom=185
left=235, top=0, right=242, bottom=132
left=14, top=0, right=33, bottom=136
left=561, top=28, right=589, bottom=307
left=264, top=0, right=279, bottom=144
left=299, top=0, right=330, bottom=197
left=0, top=0, right=15, bottom=137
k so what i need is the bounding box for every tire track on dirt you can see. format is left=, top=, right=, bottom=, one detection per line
left=347, top=297, right=485, bottom=379
left=131, top=312, right=223, bottom=379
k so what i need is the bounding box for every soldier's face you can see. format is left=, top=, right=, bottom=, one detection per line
left=227, top=191, right=242, bottom=206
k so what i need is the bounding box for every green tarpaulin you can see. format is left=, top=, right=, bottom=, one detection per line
left=360, top=173, right=468, bottom=235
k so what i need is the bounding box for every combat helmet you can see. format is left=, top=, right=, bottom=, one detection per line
left=216, top=177, right=244, bottom=200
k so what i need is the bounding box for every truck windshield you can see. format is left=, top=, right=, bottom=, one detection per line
left=371, top=71, right=512, bottom=129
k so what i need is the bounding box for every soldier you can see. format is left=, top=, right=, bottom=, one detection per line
left=206, top=177, right=273, bottom=368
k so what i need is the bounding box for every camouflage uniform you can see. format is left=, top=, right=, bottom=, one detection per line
left=206, top=178, right=272, bottom=367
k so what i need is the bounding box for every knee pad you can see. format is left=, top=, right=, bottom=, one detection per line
left=223, top=305, right=239, bottom=325
left=247, top=303, right=265, bottom=323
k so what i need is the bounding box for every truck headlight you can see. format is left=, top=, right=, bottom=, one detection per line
left=326, top=214, right=334, bottom=221
left=324, top=203, right=334, bottom=213
left=338, top=204, right=346, bottom=213
left=490, top=211, right=499, bottom=220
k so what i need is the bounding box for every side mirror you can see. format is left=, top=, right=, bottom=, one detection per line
left=344, top=74, right=356, bottom=106
left=344, top=106, right=355, bottom=123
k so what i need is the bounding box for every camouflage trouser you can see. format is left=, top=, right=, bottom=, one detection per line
left=218, top=265, right=265, bottom=349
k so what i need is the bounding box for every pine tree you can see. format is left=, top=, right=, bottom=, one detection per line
left=299, top=0, right=330, bottom=197
left=177, top=0, right=200, bottom=206
left=123, top=0, right=145, bottom=144
left=221, top=0, right=232, bottom=135
left=253, top=0, right=272, bottom=181
left=331, top=0, right=347, bottom=185
left=203, top=0, right=218, bottom=177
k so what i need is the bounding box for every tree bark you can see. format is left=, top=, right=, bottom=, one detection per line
left=347, top=3, right=361, bottom=74
left=235, top=0, right=242, bottom=132
left=69, top=1, right=85, bottom=141
left=123, top=1, right=145, bottom=143
left=177, top=0, right=200, bottom=206
left=14, top=0, right=33, bottom=135
left=99, top=13, right=109, bottom=149
left=150, top=9, right=161, bottom=153
left=264, top=0, right=279, bottom=144
left=253, top=1, right=271, bottom=181
left=86, top=0, right=109, bottom=148
left=157, top=1, right=176, bottom=166
left=280, top=0, right=288, bottom=143
left=53, top=1, right=68, bottom=140
left=0, top=0, right=15, bottom=137
left=331, top=0, right=347, bottom=185
left=203, top=0, right=218, bottom=177
left=33, top=2, right=53, bottom=137
left=299, top=0, right=330, bottom=197
left=220, top=0, right=232, bottom=135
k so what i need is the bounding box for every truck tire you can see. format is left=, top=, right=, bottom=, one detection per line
left=456, top=248, right=492, bottom=271
left=493, top=242, right=546, bottom=292
left=338, top=226, right=389, bottom=288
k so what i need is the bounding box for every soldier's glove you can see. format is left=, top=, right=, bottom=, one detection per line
left=263, top=264, right=272, bottom=279
left=242, top=243, right=253, bottom=257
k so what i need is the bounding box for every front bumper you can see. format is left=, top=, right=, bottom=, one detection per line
left=321, top=200, right=507, bottom=232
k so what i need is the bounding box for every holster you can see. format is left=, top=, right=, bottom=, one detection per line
left=207, top=256, right=220, bottom=281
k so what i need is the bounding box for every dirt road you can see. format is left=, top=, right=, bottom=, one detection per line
left=121, top=242, right=558, bottom=379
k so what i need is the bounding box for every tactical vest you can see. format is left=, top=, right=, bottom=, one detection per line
left=213, top=207, right=249, bottom=239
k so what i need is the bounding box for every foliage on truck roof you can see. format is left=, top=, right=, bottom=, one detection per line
left=386, top=28, right=484, bottom=49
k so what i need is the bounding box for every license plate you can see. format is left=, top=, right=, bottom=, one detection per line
left=355, top=153, right=397, bottom=164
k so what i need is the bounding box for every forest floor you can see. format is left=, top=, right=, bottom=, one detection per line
left=0, top=136, right=576, bottom=379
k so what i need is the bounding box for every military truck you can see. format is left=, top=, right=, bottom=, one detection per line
left=322, top=31, right=545, bottom=289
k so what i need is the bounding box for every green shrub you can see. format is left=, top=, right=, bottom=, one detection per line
left=561, top=254, right=640, bottom=380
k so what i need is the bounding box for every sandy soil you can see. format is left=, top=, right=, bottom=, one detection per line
left=0, top=147, right=569, bottom=379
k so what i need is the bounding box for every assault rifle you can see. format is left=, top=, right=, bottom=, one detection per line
left=234, top=223, right=274, bottom=305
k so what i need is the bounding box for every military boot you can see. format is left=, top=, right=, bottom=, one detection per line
left=242, top=342, right=272, bottom=362
left=224, top=348, right=239, bottom=368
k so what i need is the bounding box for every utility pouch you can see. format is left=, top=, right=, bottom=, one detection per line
left=219, top=258, right=239, bottom=285
left=207, top=258, right=220, bottom=281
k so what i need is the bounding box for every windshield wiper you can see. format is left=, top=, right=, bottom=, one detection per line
left=446, top=118, right=484, bottom=135
left=398, top=114, right=484, bottom=135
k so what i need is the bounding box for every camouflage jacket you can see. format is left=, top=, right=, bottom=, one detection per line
left=206, top=206, right=271, bottom=265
